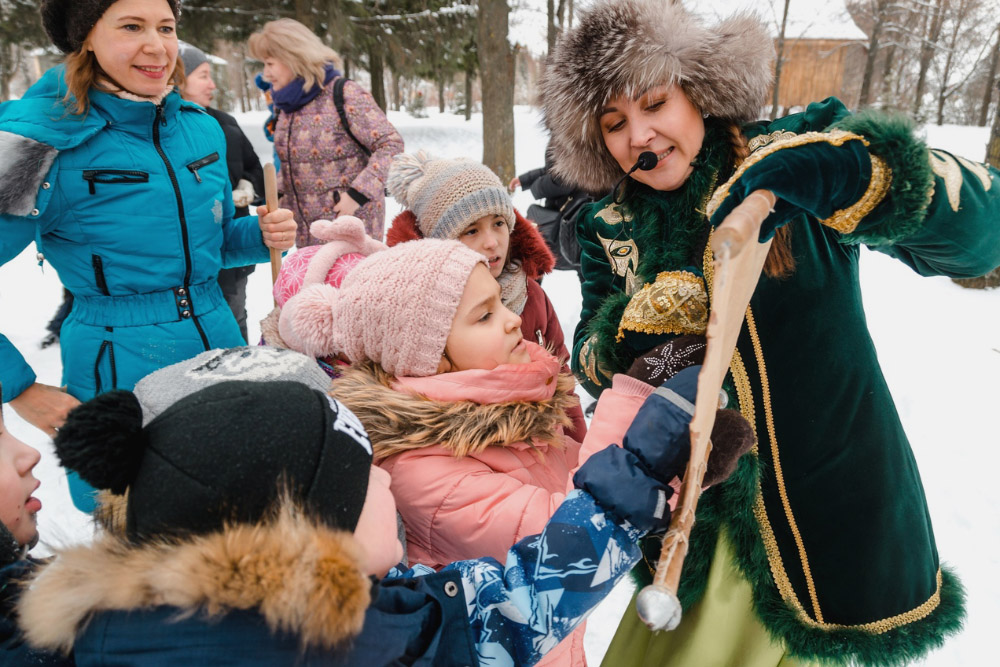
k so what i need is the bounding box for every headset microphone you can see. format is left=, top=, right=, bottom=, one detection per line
left=613, top=150, right=658, bottom=203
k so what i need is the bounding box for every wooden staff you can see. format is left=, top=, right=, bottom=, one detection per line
left=635, top=190, right=776, bottom=632
left=263, top=163, right=282, bottom=306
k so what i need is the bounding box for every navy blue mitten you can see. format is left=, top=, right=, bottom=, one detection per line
left=573, top=367, right=699, bottom=533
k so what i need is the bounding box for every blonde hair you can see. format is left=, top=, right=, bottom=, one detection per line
left=248, top=19, right=342, bottom=91
left=62, top=44, right=184, bottom=116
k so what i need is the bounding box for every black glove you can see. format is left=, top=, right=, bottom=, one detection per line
left=708, top=137, right=872, bottom=240
left=625, top=335, right=706, bottom=387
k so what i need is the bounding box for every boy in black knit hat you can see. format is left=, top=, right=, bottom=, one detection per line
left=16, top=369, right=707, bottom=666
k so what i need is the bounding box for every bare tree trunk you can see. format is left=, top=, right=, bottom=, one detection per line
left=567, top=0, right=575, bottom=30
left=295, top=0, right=312, bottom=30
left=770, top=0, right=791, bottom=120
left=478, top=0, right=516, bottom=183
left=438, top=73, right=446, bottom=113
left=979, top=22, right=1000, bottom=127
left=988, top=80, right=1000, bottom=166
left=0, top=43, right=14, bottom=102
left=464, top=63, right=473, bottom=121
left=391, top=70, right=401, bottom=111
left=879, top=44, right=897, bottom=109
left=547, top=0, right=557, bottom=55
left=913, top=0, right=948, bottom=118
left=859, top=0, right=889, bottom=107
left=368, top=44, right=386, bottom=111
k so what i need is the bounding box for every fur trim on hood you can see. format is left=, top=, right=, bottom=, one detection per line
left=386, top=208, right=555, bottom=280
left=538, top=0, right=774, bottom=193
left=18, top=500, right=371, bottom=655
left=331, top=361, right=577, bottom=461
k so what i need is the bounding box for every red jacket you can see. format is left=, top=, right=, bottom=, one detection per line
left=387, top=209, right=588, bottom=441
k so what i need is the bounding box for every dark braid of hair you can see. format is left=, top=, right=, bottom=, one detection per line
left=725, top=123, right=795, bottom=279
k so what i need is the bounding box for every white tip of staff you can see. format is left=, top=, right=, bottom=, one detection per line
left=636, top=584, right=683, bottom=631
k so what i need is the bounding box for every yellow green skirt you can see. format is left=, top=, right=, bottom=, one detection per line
left=602, top=532, right=826, bottom=667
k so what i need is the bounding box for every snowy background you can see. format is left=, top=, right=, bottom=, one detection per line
left=1, top=106, right=997, bottom=664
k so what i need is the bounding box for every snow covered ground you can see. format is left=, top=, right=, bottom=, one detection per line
left=1, top=106, right=997, bottom=665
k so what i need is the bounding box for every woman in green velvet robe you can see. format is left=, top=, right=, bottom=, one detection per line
left=538, top=1, right=1000, bottom=665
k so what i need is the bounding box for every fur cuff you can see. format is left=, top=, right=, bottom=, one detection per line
left=0, top=131, right=57, bottom=217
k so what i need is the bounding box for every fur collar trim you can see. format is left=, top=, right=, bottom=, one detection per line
left=18, top=502, right=371, bottom=655
left=0, top=131, right=58, bottom=216
left=539, top=0, right=773, bottom=193
left=386, top=208, right=555, bottom=279
left=330, top=359, right=577, bottom=462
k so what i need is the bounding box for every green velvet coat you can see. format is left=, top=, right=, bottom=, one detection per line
left=573, top=98, right=1000, bottom=665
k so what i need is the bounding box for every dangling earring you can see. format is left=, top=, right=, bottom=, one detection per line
left=703, top=112, right=709, bottom=119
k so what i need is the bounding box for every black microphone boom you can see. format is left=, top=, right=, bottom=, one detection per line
left=613, top=151, right=658, bottom=203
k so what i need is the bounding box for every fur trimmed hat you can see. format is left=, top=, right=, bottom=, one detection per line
left=40, top=0, right=182, bottom=54
left=538, top=0, right=774, bottom=193
left=275, top=216, right=387, bottom=358
left=54, top=381, right=374, bottom=541
left=387, top=151, right=515, bottom=240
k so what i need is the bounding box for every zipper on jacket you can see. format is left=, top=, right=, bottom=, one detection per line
left=93, top=335, right=117, bottom=394
left=153, top=103, right=210, bottom=350
left=186, top=152, right=220, bottom=183
left=82, top=169, right=149, bottom=195
left=91, top=255, right=110, bottom=295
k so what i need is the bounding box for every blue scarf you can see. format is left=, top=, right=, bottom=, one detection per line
left=271, top=64, right=341, bottom=113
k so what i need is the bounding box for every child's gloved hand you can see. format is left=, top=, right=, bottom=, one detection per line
left=573, top=367, right=700, bottom=534
left=626, top=337, right=754, bottom=488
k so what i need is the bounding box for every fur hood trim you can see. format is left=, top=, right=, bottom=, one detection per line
left=0, top=131, right=58, bottom=216
left=331, top=361, right=577, bottom=461
left=386, top=208, right=555, bottom=279
left=538, top=0, right=774, bottom=193
left=18, top=501, right=371, bottom=655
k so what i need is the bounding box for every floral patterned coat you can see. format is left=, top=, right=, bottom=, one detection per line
left=274, top=78, right=404, bottom=244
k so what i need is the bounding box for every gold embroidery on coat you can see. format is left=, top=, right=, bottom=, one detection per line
left=929, top=150, right=963, bottom=212
left=616, top=270, right=708, bottom=342
left=706, top=130, right=869, bottom=219
left=821, top=155, right=892, bottom=234
left=748, top=130, right=798, bottom=153
left=593, top=201, right=633, bottom=226
left=578, top=334, right=609, bottom=387
left=596, top=233, right=640, bottom=295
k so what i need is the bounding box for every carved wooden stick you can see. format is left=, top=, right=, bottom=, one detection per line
left=635, top=190, right=776, bottom=632
left=263, top=163, right=282, bottom=306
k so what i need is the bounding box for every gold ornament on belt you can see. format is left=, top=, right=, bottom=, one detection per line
left=616, top=270, right=709, bottom=342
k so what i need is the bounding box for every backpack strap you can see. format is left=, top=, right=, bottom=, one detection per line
left=333, top=78, right=372, bottom=158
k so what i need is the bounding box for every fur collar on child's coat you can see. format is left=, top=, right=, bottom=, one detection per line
left=17, top=500, right=371, bottom=655
left=385, top=208, right=555, bottom=280
left=331, top=343, right=578, bottom=462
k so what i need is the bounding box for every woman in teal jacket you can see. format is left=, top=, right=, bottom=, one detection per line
left=0, top=0, right=296, bottom=511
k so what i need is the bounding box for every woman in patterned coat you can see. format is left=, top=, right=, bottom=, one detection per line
left=249, top=19, right=404, bottom=244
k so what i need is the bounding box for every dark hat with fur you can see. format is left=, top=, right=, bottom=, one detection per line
left=54, top=380, right=373, bottom=541
left=538, top=0, right=774, bottom=193
left=40, top=0, right=182, bottom=54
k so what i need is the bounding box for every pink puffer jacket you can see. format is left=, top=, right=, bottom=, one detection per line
left=331, top=343, right=656, bottom=666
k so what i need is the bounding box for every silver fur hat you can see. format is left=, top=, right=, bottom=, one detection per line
left=538, top=0, right=774, bottom=193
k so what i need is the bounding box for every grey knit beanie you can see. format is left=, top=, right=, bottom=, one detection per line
left=387, top=151, right=515, bottom=240
left=40, top=0, right=182, bottom=54
left=178, top=41, right=209, bottom=77
left=133, top=346, right=332, bottom=426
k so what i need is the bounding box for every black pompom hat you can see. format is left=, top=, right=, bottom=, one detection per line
left=54, top=380, right=373, bottom=541
left=40, top=0, right=182, bottom=54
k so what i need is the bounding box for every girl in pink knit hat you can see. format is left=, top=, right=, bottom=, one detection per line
left=277, top=238, right=675, bottom=667
left=260, top=215, right=386, bottom=377
left=385, top=151, right=588, bottom=443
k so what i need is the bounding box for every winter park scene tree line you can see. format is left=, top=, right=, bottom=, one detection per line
left=1, top=1, right=999, bottom=666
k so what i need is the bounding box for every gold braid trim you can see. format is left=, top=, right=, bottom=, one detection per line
left=703, top=231, right=942, bottom=633
left=705, top=130, right=870, bottom=220
left=821, top=154, right=892, bottom=233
